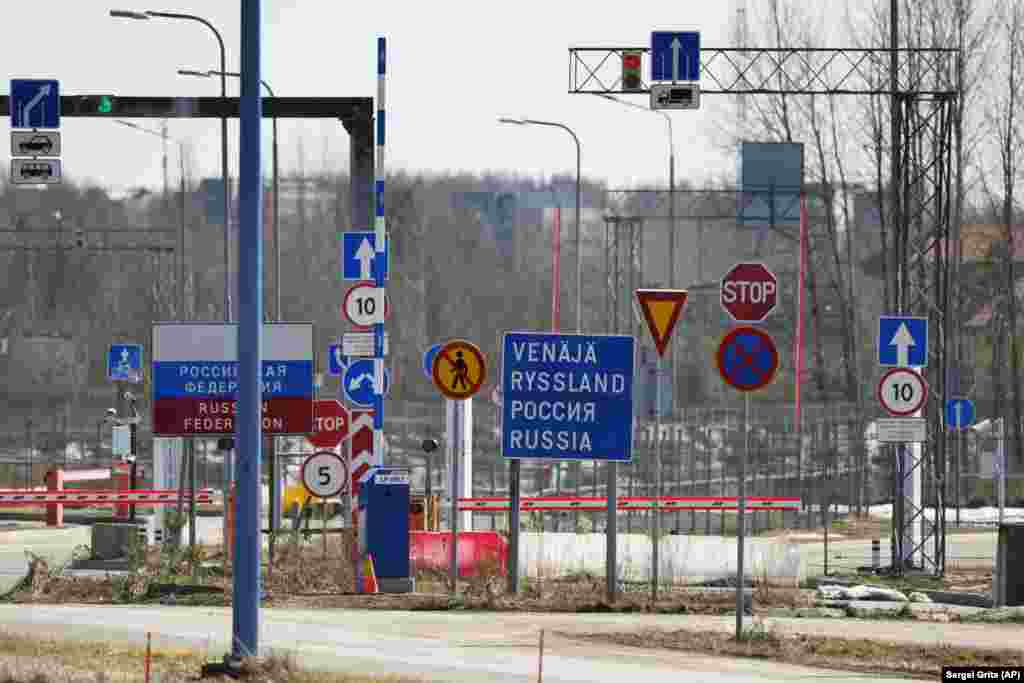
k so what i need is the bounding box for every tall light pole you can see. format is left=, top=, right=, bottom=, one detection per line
left=110, top=9, right=231, bottom=323
left=179, top=69, right=279, bottom=322
left=597, top=95, right=676, bottom=514
left=498, top=117, right=582, bottom=333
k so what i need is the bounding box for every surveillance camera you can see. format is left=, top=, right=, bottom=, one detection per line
left=123, top=391, right=135, bottom=401
left=106, top=408, right=118, bottom=417
left=421, top=438, right=439, bottom=454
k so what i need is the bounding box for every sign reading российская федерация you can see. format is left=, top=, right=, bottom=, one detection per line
left=501, top=332, right=635, bottom=462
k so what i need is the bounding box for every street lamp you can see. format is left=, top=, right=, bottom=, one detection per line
left=112, top=119, right=188, bottom=320
left=110, top=9, right=231, bottom=323
left=498, top=117, right=582, bottom=333
left=179, top=69, right=280, bottom=322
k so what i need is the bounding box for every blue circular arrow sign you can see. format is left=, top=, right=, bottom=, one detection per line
left=716, top=326, right=779, bottom=392
left=422, top=343, right=442, bottom=380
left=342, top=359, right=391, bottom=408
left=946, top=397, right=975, bottom=430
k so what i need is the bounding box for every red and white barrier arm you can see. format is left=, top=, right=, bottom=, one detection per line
left=457, top=496, right=802, bottom=512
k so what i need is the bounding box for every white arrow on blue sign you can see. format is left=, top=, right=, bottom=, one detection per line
left=650, top=32, right=700, bottom=82
left=946, top=397, right=975, bottom=430
left=422, top=343, right=442, bottom=380
left=342, top=358, right=391, bottom=408
left=107, top=343, right=143, bottom=383
left=878, top=316, right=928, bottom=367
left=341, top=232, right=389, bottom=281
left=10, top=80, right=60, bottom=129
left=327, top=343, right=348, bottom=376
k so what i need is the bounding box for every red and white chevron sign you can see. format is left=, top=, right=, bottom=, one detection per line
left=349, top=409, right=374, bottom=497
left=0, top=489, right=215, bottom=507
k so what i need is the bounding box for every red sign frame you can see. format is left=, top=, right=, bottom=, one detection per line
left=877, top=367, right=928, bottom=417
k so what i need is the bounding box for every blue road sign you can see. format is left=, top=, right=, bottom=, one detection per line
left=328, top=343, right=348, bottom=376
left=422, top=343, right=442, bottom=380
left=946, top=398, right=975, bottom=430
left=878, top=316, right=928, bottom=367
left=10, top=80, right=60, bottom=129
left=717, top=327, right=779, bottom=392
left=341, top=231, right=389, bottom=281
left=342, top=359, right=391, bottom=408
left=502, top=332, right=635, bottom=462
left=651, top=32, right=700, bottom=82
left=107, top=343, right=143, bottom=383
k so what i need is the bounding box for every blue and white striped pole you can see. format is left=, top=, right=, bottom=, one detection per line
left=373, top=37, right=386, bottom=469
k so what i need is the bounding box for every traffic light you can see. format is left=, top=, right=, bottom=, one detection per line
left=73, top=228, right=85, bottom=249
left=76, top=95, right=117, bottom=115
left=622, top=51, right=643, bottom=91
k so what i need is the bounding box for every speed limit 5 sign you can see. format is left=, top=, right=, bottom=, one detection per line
left=878, top=367, right=928, bottom=417
left=342, top=281, right=391, bottom=329
left=301, top=451, right=349, bottom=498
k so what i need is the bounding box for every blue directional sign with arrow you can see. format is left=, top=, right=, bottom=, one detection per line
left=651, top=31, right=700, bottom=81
left=10, top=80, right=60, bottom=129
left=342, top=358, right=391, bottom=408
left=946, top=397, right=975, bottom=430
left=341, top=231, right=389, bottom=281
left=327, top=343, right=347, bottom=376
left=422, top=343, right=442, bottom=380
left=878, top=316, right=928, bottom=367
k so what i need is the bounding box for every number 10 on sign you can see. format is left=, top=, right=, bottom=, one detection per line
left=877, top=368, right=928, bottom=417
left=342, top=281, right=390, bottom=329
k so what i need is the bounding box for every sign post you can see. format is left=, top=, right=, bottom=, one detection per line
left=716, top=325, right=779, bottom=639
left=502, top=332, right=635, bottom=604
left=431, top=339, right=487, bottom=593
left=635, top=289, right=688, bottom=603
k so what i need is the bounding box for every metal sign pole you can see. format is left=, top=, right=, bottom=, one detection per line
left=652, top=355, right=662, bottom=603
left=449, top=398, right=460, bottom=594
left=736, top=391, right=749, bottom=639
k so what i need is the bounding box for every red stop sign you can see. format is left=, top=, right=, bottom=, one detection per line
left=721, top=262, right=778, bottom=322
left=306, top=399, right=349, bottom=449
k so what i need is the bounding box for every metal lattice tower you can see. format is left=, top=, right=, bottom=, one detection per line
left=570, top=44, right=959, bottom=575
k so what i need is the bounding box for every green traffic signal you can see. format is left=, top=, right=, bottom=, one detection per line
left=97, top=96, right=113, bottom=114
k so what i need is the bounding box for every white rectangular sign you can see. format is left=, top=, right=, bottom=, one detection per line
left=11, top=131, right=60, bottom=157
left=10, top=158, right=60, bottom=184
left=650, top=83, right=700, bottom=110
left=877, top=417, right=927, bottom=443
left=112, top=425, right=131, bottom=456
left=375, top=472, right=410, bottom=485
left=342, top=331, right=389, bottom=357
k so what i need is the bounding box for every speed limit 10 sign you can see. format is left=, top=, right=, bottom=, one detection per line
left=301, top=451, right=348, bottom=498
left=878, top=367, right=928, bottom=417
left=342, top=281, right=390, bottom=329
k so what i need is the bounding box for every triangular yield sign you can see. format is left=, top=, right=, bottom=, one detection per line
left=635, top=289, right=689, bottom=357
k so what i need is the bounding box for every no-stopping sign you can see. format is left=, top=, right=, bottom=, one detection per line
left=878, top=367, right=928, bottom=417
left=342, top=281, right=390, bottom=329
left=301, top=451, right=348, bottom=498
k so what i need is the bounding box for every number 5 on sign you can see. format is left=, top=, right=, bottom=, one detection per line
left=342, top=281, right=391, bottom=329
left=302, top=451, right=348, bottom=498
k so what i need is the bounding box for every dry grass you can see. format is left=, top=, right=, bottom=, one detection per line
left=0, top=628, right=421, bottom=682
left=564, top=623, right=1024, bottom=677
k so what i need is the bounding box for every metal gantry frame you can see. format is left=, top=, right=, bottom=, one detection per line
left=572, top=44, right=959, bottom=576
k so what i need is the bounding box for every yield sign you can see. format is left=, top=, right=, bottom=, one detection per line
left=635, top=289, right=688, bottom=356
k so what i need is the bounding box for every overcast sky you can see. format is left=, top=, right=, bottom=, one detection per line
left=1, top=1, right=747, bottom=196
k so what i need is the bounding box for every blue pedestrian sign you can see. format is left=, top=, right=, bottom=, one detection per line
left=10, top=80, right=60, bottom=129
left=327, top=343, right=347, bottom=376
left=651, top=32, right=700, bottom=82
left=878, top=316, right=928, bottom=367
left=502, top=332, right=635, bottom=462
left=341, top=232, right=389, bottom=281
left=422, top=343, right=442, bottom=380
left=107, top=343, right=143, bottom=383
left=342, top=358, right=391, bottom=408
left=946, top=398, right=975, bottom=430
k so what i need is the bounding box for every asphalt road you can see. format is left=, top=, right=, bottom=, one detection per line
left=0, top=604, right=936, bottom=682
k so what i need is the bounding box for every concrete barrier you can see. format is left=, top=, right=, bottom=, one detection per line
left=91, top=523, right=147, bottom=560
left=517, top=533, right=803, bottom=586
